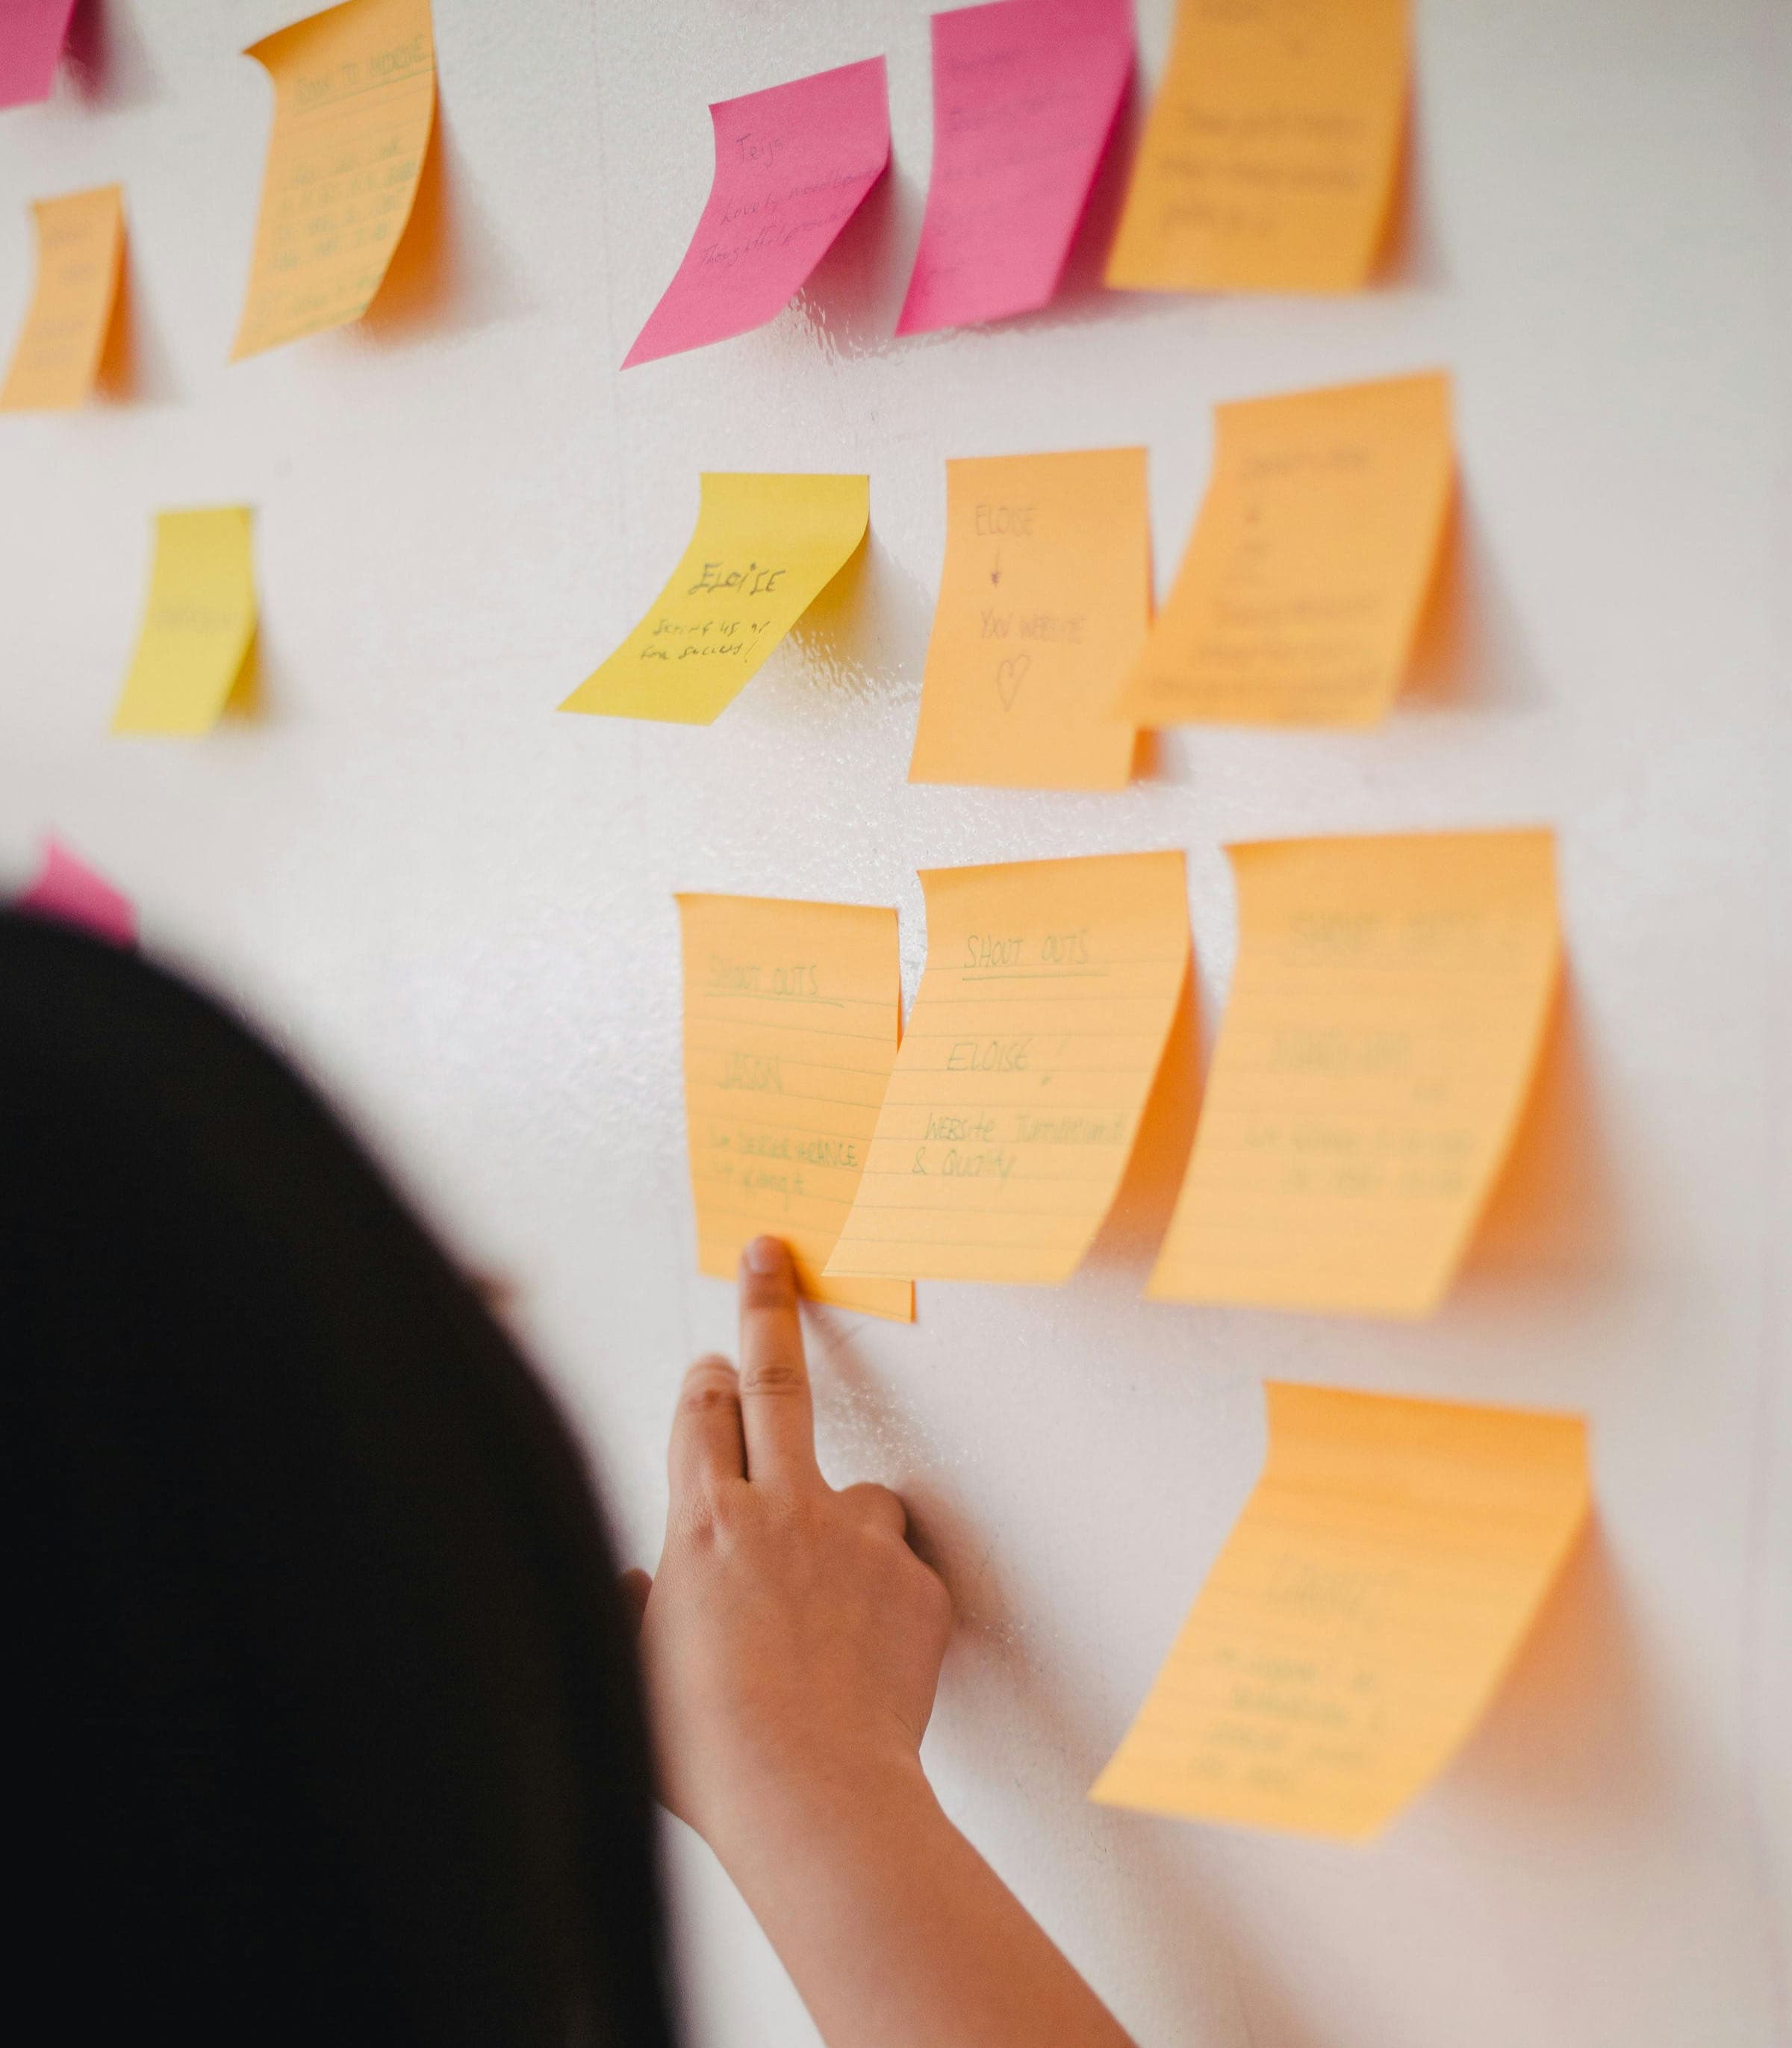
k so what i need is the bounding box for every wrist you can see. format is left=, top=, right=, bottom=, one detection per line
left=698, top=1744, right=940, bottom=1887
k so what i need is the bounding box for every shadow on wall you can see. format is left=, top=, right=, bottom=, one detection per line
left=789, top=157, right=918, bottom=358
left=775, top=532, right=934, bottom=723
left=1372, top=76, right=1450, bottom=292
left=1083, top=956, right=1201, bottom=1278
left=94, top=238, right=180, bottom=405
left=66, top=0, right=164, bottom=108
left=358, top=107, right=531, bottom=346
left=1404, top=482, right=1554, bottom=715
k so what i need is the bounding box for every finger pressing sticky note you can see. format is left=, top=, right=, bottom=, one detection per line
left=561, top=473, right=869, bottom=725
left=1116, top=372, right=1452, bottom=728
left=1148, top=830, right=1561, bottom=1319
left=1092, top=1382, right=1590, bottom=1840
left=909, top=448, right=1147, bottom=790
left=1106, top=0, right=1407, bottom=293
left=0, top=186, right=125, bottom=413
left=231, top=0, right=435, bottom=361
left=0, top=0, right=76, bottom=109
left=826, top=852, right=1189, bottom=1286
left=111, top=509, right=258, bottom=737
left=895, top=0, right=1133, bottom=336
left=624, top=58, right=889, bottom=368
left=15, top=837, right=137, bottom=947
left=679, top=894, right=912, bottom=1322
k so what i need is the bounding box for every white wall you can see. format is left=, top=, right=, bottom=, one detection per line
left=3, top=3, right=1790, bottom=2043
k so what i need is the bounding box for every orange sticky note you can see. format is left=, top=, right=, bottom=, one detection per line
left=231, top=0, right=435, bottom=361
left=908, top=449, right=1147, bottom=791
left=1092, top=1382, right=1590, bottom=1840
left=1116, top=372, right=1452, bottom=728
left=679, top=894, right=912, bottom=1322
left=826, top=852, right=1189, bottom=1286
left=0, top=186, right=125, bottom=412
left=1148, top=830, right=1560, bottom=1319
left=1106, top=0, right=1408, bottom=293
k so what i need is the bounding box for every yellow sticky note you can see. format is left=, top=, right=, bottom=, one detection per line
left=1148, top=829, right=1560, bottom=1319
left=561, top=474, right=870, bottom=725
left=0, top=185, right=125, bottom=412
left=1117, top=372, right=1452, bottom=728
left=826, top=853, right=1189, bottom=1286
left=1092, top=1382, right=1589, bottom=1840
left=1106, top=0, right=1407, bottom=293
left=679, top=894, right=912, bottom=1322
left=908, top=449, right=1147, bottom=791
left=111, top=508, right=258, bottom=736
left=231, top=0, right=435, bottom=361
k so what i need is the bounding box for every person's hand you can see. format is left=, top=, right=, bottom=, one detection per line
left=630, top=1236, right=952, bottom=1858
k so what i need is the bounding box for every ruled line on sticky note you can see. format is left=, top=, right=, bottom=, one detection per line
left=1147, top=828, right=1561, bottom=1319
left=1106, top=0, right=1409, bottom=294
left=679, top=892, right=912, bottom=1322
left=825, top=852, right=1190, bottom=1286
left=1116, top=371, right=1453, bottom=729
left=561, top=473, right=869, bottom=726
left=230, top=0, right=435, bottom=361
left=0, top=186, right=125, bottom=413
left=110, top=508, right=258, bottom=738
left=1091, top=1381, right=1589, bottom=1841
left=909, top=446, right=1147, bottom=790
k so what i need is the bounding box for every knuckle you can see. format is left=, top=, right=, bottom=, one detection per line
left=679, top=1380, right=738, bottom=1420
left=741, top=1354, right=808, bottom=1398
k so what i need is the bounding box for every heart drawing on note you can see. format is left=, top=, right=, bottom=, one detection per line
left=995, top=652, right=1030, bottom=710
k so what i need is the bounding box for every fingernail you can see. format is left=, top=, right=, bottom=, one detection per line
left=744, top=1235, right=786, bottom=1274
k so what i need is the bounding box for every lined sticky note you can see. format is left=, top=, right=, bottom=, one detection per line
left=909, top=448, right=1146, bottom=790
left=111, top=509, right=258, bottom=737
left=1092, top=1382, right=1590, bottom=1840
left=0, top=0, right=76, bottom=108
left=624, top=58, right=890, bottom=368
left=561, top=474, right=869, bottom=725
left=15, top=837, right=137, bottom=947
left=231, top=0, right=435, bottom=361
left=679, top=894, right=912, bottom=1322
left=1106, top=0, right=1407, bottom=293
left=1116, top=372, right=1452, bottom=728
left=826, top=853, right=1189, bottom=1286
left=1148, top=830, right=1560, bottom=1319
left=895, top=0, right=1132, bottom=335
left=0, top=187, right=125, bottom=413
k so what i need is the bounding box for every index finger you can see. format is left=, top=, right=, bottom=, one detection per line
left=737, top=1237, right=821, bottom=1492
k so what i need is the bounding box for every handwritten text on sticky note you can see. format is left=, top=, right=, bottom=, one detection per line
left=625, top=57, right=889, bottom=368
left=561, top=473, right=868, bottom=725
left=909, top=447, right=1146, bottom=790
left=1148, top=829, right=1560, bottom=1319
left=0, top=186, right=125, bottom=413
left=1107, top=0, right=1408, bottom=293
left=1119, top=371, right=1452, bottom=727
left=231, top=0, right=435, bottom=361
left=826, top=852, right=1189, bottom=1286
left=896, top=0, right=1132, bottom=336
left=111, top=508, right=258, bottom=737
left=680, top=893, right=912, bottom=1322
left=1092, top=1382, right=1589, bottom=1840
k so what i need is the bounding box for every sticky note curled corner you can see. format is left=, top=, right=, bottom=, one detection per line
left=826, top=851, right=1190, bottom=1286
left=561, top=473, right=869, bottom=726
left=231, top=0, right=435, bottom=362
left=1091, top=1382, right=1590, bottom=1841
left=679, top=892, right=912, bottom=1322
left=0, top=186, right=125, bottom=413
left=911, top=446, right=1146, bottom=791
left=16, top=838, right=137, bottom=947
left=896, top=0, right=1133, bottom=337
left=0, top=0, right=77, bottom=110
left=1117, top=371, right=1452, bottom=729
left=624, top=57, right=890, bottom=369
left=1106, top=0, right=1408, bottom=294
left=1148, top=829, right=1561, bottom=1319
left=111, top=508, right=258, bottom=737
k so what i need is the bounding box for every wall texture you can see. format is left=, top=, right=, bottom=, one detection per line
left=2, top=3, right=1790, bottom=2043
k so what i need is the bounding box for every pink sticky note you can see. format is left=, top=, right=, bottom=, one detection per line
left=16, top=838, right=137, bottom=947
left=0, top=0, right=77, bottom=110
left=896, top=0, right=1133, bottom=336
left=623, top=57, right=891, bottom=368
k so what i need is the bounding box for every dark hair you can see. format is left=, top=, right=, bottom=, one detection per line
left=0, top=912, right=678, bottom=2047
